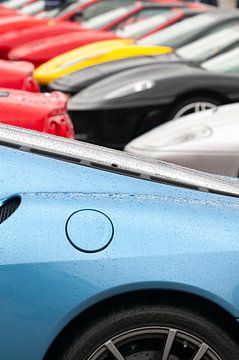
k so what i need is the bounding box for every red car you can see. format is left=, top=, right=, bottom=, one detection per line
left=9, top=29, right=121, bottom=67
left=0, top=89, right=74, bottom=138
left=0, top=8, right=19, bottom=16
left=0, top=1, right=162, bottom=58
left=0, top=0, right=135, bottom=35
left=0, top=22, right=86, bottom=58
left=0, top=59, right=39, bottom=91
left=8, top=4, right=204, bottom=66
left=0, top=15, right=45, bottom=35
left=0, top=0, right=209, bottom=59
left=0, top=0, right=209, bottom=35
left=0, top=0, right=135, bottom=57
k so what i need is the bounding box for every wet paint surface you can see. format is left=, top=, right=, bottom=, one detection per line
left=66, top=209, right=114, bottom=252
left=0, top=144, right=239, bottom=359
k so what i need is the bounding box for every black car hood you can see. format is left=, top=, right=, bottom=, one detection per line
left=68, top=63, right=203, bottom=110
left=68, top=62, right=239, bottom=111
left=50, top=53, right=181, bottom=94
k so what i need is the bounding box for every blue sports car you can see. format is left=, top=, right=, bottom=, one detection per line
left=0, top=124, right=239, bottom=360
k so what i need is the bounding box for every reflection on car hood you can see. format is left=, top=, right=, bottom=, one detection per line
left=125, top=103, right=239, bottom=153
left=50, top=53, right=180, bottom=93
left=68, top=62, right=201, bottom=109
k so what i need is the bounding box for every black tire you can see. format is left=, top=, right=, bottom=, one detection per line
left=168, top=96, right=223, bottom=120
left=60, top=303, right=239, bottom=360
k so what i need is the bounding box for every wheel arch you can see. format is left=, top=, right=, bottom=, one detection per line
left=43, top=288, right=239, bottom=359
left=171, top=88, right=230, bottom=108
left=139, top=88, right=231, bottom=133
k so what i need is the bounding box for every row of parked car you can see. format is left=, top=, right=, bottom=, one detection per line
left=1, top=0, right=239, bottom=179
left=1, top=1, right=239, bottom=360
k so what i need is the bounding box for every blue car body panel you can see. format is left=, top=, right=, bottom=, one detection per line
left=0, top=144, right=239, bottom=359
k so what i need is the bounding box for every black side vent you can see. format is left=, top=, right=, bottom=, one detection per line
left=0, top=196, right=21, bottom=224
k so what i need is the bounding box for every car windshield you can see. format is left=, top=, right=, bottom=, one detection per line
left=115, top=11, right=177, bottom=39
left=21, top=1, right=44, bottom=15
left=138, top=13, right=221, bottom=47
left=177, top=24, right=239, bottom=62
left=37, top=0, right=136, bottom=19
left=81, top=5, right=136, bottom=29
left=5, top=0, right=29, bottom=8
left=203, top=46, right=239, bottom=73
left=37, top=0, right=104, bottom=19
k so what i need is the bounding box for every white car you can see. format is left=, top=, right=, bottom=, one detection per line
left=125, top=103, right=239, bottom=177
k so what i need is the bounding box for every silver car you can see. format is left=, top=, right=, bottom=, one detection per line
left=125, top=103, right=239, bottom=177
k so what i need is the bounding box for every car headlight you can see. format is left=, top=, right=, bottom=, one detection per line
left=105, top=79, right=155, bottom=100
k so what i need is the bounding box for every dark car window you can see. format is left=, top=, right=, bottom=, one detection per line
left=40, top=0, right=136, bottom=20
left=54, top=0, right=86, bottom=17
left=36, top=0, right=82, bottom=18
left=138, top=13, right=239, bottom=48
left=203, top=46, right=239, bottom=73
left=177, top=23, right=239, bottom=62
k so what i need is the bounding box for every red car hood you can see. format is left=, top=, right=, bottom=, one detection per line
left=0, top=88, right=72, bottom=135
left=0, top=21, right=84, bottom=58
left=0, top=15, right=46, bottom=34
left=9, top=29, right=119, bottom=67
left=0, top=60, right=38, bottom=91
left=0, top=8, right=20, bottom=16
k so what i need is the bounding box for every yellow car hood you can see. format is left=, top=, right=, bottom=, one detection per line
left=34, top=39, right=172, bottom=85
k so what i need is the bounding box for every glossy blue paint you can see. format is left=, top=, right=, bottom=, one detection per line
left=0, top=145, right=239, bottom=359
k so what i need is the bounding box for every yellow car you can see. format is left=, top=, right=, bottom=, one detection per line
left=34, top=39, right=172, bottom=85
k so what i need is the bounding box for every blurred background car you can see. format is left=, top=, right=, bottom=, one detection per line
left=139, top=9, right=239, bottom=48
left=0, top=89, right=74, bottom=137
left=0, top=7, right=19, bottom=16
left=0, top=14, right=45, bottom=35
left=0, top=0, right=140, bottom=36
left=8, top=2, right=203, bottom=67
left=0, top=59, right=39, bottom=91
left=66, top=44, right=239, bottom=149
left=33, top=40, right=172, bottom=85
left=125, top=103, right=239, bottom=177
left=3, top=0, right=37, bottom=10
left=50, top=19, right=239, bottom=94
left=0, top=0, right=204, bottom=57
left=0, top=22, right=87, bottom=58
left=33, top=9, right=239, bottom=86
left=8, top=29, right=123, bottom=67
left=2, top=0, right=239, bottom=152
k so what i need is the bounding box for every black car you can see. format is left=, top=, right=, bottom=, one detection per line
left=50, top=54, right=180, bottom=94
left=68, top=46, right=239, bottom=149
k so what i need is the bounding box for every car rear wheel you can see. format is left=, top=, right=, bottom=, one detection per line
left=60, top=304, right=239, bottom=360
left=169, top=96, right=222, bottom=120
